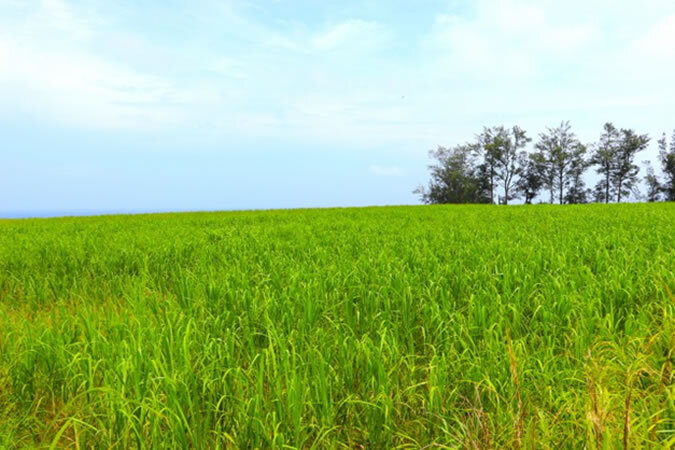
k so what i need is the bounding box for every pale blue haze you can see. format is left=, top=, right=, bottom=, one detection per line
left=1, top=0, right=674, bottom=216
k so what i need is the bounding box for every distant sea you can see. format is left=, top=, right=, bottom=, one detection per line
left=0, top=210, right=151, bottom=219
left=0, top=208, right=252, bottom=219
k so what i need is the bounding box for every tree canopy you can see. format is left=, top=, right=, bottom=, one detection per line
left=417, top=122, right=670, bottom=205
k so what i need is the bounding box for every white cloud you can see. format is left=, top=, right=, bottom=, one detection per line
left=589, top=12, right=675, bottom=92
left=426, top=0, right=596, bottom=79
left=1, top=0, right=674, bottom=147
left=0, top=1, right=396, bottom=133
left=632, top=14, right=675, bottom=56
left=0, top=40, right=189, bottom=129
left=311, top=19, right=387, bottom=51
left=206, top=58, right=249, bottom=80
left=0, top=1, right=216, bottom=129
left=37, top=0, right=93, bottom=40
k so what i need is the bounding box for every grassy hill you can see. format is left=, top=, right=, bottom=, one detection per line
left=0, top=204, right=673, bottom=448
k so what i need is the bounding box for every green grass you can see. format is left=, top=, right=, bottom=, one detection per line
left=0, top=204, right=673, bottom=448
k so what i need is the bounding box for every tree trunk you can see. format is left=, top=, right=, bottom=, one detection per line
left=559, top=173, right=564, bottom=204
left=605, top=172, right=610, bottom=204
left=504, top=171, right=512, bottom=205
left=550, top=183, right=554, bottom=204
left=616, top=177, right=623, bottom=203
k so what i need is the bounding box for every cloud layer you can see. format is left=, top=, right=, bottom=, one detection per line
left=1, top=0, right=674, bottom=146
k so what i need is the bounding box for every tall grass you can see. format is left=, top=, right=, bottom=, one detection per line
left=0, top=204, right=673, bottom=448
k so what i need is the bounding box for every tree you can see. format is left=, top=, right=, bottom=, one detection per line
left=642, top=161, right=662, bottom=202
left=591, top=123, right=621, bottom=204
left=516, top=152, right=546, bottom=204
left=498, top=126, right=531, bottom=205
left=590, top=124, right=649, bottom=203
left=414, top=145, right=490, bottom=204
left=535, top=121, right=585, bottom=204
left=564, top=149, right=590, bottom=204
left=476, top=125, right=531, bottom=205
left=612, top=129, right=649, bottom=202
left=658, top=131, right=675, bottom=201
left=475, top=127, right=505, bottom=204
left=592, top=183, right=607, bottom=203
left=416, top=123, right=663, bottom=206
left=533, top=135, right=556, bottom=204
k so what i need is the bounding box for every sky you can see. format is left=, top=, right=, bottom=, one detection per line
left=1, top=0, right=674, bottom=216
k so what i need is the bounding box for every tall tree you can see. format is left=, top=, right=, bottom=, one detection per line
left=658, top=131, right=675, bottom=201
left=592, top=184, right=607, bottom=203
left=612, top=129, right=649, bottom=202
left=591, top=123, right=621, bottom=204
left=516, top=152, right=546, bottom=204
left=414, top=145, right=490, bottom=204
left=475, top=127, right=505, bottom=204
left=534, top=135, right=556, bottom=203
left=476, top=126, right=531, bottom=205
left=496, top=126, right=531, bottom=205
left=564, top=147, right=590, bottom=204
left=642, top=161, right=662, bottom=202
left=535, top=121, right=585, bottom=204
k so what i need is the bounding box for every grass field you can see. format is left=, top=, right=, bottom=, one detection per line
left=0, top=204, right=673, bottom=448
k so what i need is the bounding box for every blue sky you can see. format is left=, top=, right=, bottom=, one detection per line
left=1, top=0, right=674, bottom=215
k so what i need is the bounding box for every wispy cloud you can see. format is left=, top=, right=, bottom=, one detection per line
left=0, top=1, right=191, bottom=128
left=426, top=1, right=596, bottom=80
left=1, top=0, right=674, bottom=146
left=311, top=19, right=388, bottom=51
left=631, top=13, right=675, bottom=58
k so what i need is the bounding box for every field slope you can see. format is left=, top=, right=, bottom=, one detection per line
left=0, top=204, right=673, bottom=448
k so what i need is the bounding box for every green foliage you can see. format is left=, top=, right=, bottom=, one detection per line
left=536, top=121, right=588, bottom=205
left=416, top=145, right=490, bottom=204
left=0, top=205, right=673, bottom=448
left=515, top=152, right=547, bottom=204
left=592, top=123, right=650, bottom=203
left=658, top=132, right=675, bottom=201
left=613, top=129, right=650, bottom=202
left=591, top=123, right=621, bottom=203
left=476, top=126, right=532, bottom=204
left=564, top=152, right=591, bottom=204
left=643, top=161, right=662, bottom=202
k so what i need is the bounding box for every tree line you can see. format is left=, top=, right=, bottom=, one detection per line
left=415, top=122, right=675, bottom=205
